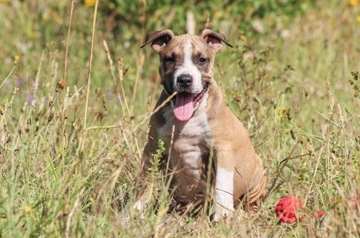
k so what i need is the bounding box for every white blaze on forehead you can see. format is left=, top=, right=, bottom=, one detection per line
left=174, top=39, right=203, bottom=93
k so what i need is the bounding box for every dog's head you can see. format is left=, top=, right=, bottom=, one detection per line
left=141, top=29, right=232, bottom=121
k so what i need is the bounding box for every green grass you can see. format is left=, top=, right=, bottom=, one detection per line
left=1, top=0, right=360, bottom=237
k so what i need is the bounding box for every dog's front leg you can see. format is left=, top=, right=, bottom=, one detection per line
left=213, top=150, right=235, bottom=221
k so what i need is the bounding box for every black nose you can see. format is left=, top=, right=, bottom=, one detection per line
left=177, top=74, right=193, bottom=88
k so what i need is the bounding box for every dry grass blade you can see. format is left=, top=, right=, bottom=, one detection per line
left=81, top=0, right=100, bottom=151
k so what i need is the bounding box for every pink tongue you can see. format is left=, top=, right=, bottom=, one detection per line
left=174, top=93, right=194, bottom=121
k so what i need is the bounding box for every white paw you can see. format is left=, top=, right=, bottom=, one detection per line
left=213, top=205, right=235, bottom=221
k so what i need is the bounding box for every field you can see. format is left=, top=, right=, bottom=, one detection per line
left=0, top=0, right=360, bottom=237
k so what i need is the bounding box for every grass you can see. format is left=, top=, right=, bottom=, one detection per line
left=0, top=0, right=360, bottom=237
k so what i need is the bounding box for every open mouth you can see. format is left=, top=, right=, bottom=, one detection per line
left=173, top=83, right=209, bottom=121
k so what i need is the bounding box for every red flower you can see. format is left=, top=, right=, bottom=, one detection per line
left=275, top=196, right=304, bottom=223
left=316, top=210, right=326, bottom=218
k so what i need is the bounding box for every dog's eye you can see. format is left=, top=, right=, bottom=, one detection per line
left=198, top=57, right=208, bottom=65
left=164, top=55, right=176, bottom=64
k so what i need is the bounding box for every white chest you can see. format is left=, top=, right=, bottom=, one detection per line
left=157, top=94, right=212, bottom=178
left=157, top=94, right=211, bottom=156
left=156, top=96, right=213, bottom=202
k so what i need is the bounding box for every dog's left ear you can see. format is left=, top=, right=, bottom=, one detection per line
left=201, top=29, right=233, bottom=52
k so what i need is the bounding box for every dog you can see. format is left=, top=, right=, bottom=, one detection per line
left=137, top=29, right=266, bottom=221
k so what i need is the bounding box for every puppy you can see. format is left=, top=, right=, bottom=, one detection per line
left=137, top=29, right=266, bottom=221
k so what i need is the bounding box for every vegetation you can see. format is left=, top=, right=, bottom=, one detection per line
left=0, top=0, right=359, bottom=237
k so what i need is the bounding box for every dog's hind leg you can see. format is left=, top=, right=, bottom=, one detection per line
left=244, top=168, right=267, bottom=214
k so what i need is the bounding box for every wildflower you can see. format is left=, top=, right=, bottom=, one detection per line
left=27, top=93, right=34, bottom=106
left=89, top=196, right=95, bottom=205
left=14, top=55, right=20, bottom=64
left=348, top=0, right=359, bottom=7
left=275, top=196, right=303, bottom=223
left=275, top=196, right=326, bottom=223
left=25, top=206, right=32, bottom=213
left=356, top=15, right=360, bottom=23
left=84, top=0, right=96, bottom=7
left=316, top=210, right=326, bottom=218
left=214, top=11, right=222, bottom=19
left=276, top=107, right=286, bottom=115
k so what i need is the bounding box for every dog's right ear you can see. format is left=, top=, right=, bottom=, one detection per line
left=140, top=30, right=174, bottom=52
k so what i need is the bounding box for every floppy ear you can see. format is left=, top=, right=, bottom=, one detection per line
left=201, top=29, right=233, bottom=52
left=140, top=29, right=175, bottom=52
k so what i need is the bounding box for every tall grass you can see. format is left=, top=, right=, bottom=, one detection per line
left=0, top=0, right=359, bottom=237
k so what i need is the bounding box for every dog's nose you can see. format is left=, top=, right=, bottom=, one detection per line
left=177, top=74, right=193, bottom=88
